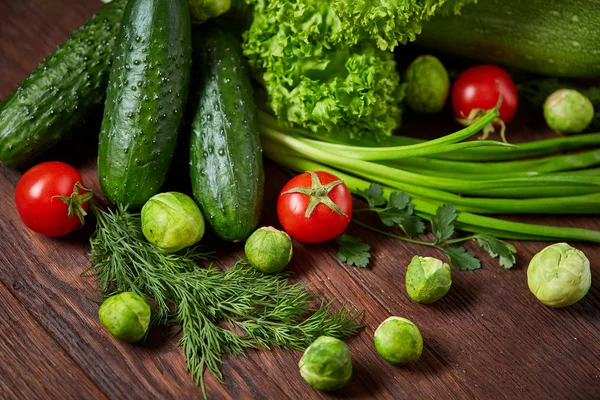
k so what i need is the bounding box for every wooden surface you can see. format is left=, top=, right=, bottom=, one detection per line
left=0, top=1, right=599, bottom=399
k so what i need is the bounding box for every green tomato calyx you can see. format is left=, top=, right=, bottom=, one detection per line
left=456, top=91, right=506, bottom=142
left=52, top=182, right=93, bottom=226
left=282, top=171, right=347, bottom=218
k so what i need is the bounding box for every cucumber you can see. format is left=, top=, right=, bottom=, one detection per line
left=0, top=0, right=127, bottom=167
left=190, top=22, right=264, bottom=242
left=417, top=0, right=600, bottom=78
left=98, top=0, right=192, bottom=209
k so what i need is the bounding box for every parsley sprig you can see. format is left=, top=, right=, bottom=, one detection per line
left=336, top=183, right=517, bottom=270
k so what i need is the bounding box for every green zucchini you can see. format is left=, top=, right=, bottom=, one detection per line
left=190, top=22, right=264, bottom=242
left=417, top=0, right=600, bottom=78
left=98, top=0, right=192, bottom=209
left=0, top=0, right=127, bottom=167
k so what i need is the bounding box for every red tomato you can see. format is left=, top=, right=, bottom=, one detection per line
left=15, top=161, right=92, bottom=237
left=451, top=65, right=518, bottom=124
left=277, top=171, right=352, bottom=243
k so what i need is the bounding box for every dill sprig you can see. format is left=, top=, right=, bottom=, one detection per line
left=86, top=207, right=363, bottom=397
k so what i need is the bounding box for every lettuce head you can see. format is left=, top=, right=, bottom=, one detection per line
left=242, top=0, right=473, bottom=138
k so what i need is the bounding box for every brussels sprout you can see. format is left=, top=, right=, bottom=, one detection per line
left=188, top=0, right=231, bottom=24
left=527, top=243, right=591, bottom=308
left=543, top=89, right=594, bottom=134
left=405, top=256, right=452, bottom=304
left=244, top=226, right=293, bottom=273
left=98, top=292, right=151, bottom=343
left=374, top=316, right=422, bottom=364
left=141, top=192, right=205, bottom=253
left=404, top=55, right=450, bottom=114
left=298, top=336, right=352, bottom=391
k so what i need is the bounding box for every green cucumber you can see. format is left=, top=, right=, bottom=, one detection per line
left=190, top=22, right=264, bottom=242
left=0, top=0, right=127, bottom=167
left=98, top=0, right=192, bottom=209
left=417, top=0, right=600, bottom=78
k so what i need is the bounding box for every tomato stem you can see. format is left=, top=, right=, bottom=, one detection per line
left=53, top=182, right=93, bottom=226
left=282, top=171, right=348, bottom=218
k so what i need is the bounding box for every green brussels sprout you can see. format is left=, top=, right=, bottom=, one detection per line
left=141, top=192, right=205, bottom=253
left=543, top=89, right=594, bottom=134
left=98, top=292, right=151, bottom=343
left=298, top=336, right=352, bottom=391
left=188, top=0, right=231, bottom=24
left=404, top=55, right=450, bottom=114
left=244, top=226, right=293, bottom=273
left=405, top=256, right=452, bottom=304
left=527, top=243, right=591, bottom=308
left=374, top=316, right=422, bottom=364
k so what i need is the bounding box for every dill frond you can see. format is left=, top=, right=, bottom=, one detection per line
left=87, top=207, right=363, bottom=397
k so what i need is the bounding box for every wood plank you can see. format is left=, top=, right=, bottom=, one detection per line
left=0, top=283, right=107, bottom=400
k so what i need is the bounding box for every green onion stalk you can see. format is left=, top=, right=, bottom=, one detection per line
left=263, top=149, right=600, bottom=243
left=258, top=110, right=600, bottom=161
left=260, top=127, right=600, bottom=207
left=258, top=108, right=600, bottom=243
left=382, top=148, right=600, bottom=179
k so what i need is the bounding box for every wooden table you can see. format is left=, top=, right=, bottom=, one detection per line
left=1, top=1, right=598, bottom=399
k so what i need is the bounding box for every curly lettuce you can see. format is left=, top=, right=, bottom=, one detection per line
left=334, top=0, right=476, bottom=51
left=242, top=0, right=473, bottom=138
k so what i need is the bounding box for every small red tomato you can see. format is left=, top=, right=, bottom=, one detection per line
left=452, top=64, right=518, bottom=125
left=15, top=161, right=92, bottom=237
left=277, top=171, right=352, bottom=243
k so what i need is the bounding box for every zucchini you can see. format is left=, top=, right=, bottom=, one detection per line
left=190, top=22, right=264, bottom=242
left=0, top=0, right=127, bottom=167
left=417, top=0, right=600, bottom=78
left=98, top=0, right=192, bottom=209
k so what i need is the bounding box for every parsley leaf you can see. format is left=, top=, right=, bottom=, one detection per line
left=348, top=184, right=517, bottom=271
left=397, top=215, right=426, bottom=238
left=336, top=233, right=371, bottom=268
left=356, top=183, right=386, bottom=207
left=388, top=192, right=410, bottom=210
left=475, top=234, right=517, bottom=269
left=370, top=191, right=425, bottom=237
left=431, top=204, right=457, bottom=243
left=444, top=246, right=481, bottom=271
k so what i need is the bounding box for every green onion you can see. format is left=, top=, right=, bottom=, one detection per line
left=258, top=109, right=600, bottom=161
left=262, top=147, right=600, bottom=243
left=261, top=127, right=600, bottom=197
left=383, top=148, right=600, bottom=178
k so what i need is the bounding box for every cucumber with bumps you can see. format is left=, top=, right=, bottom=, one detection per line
left=98, top=0, right=192, bottom=209
left=0, top=0, right=127, bottom=167
left=190, top=23, right=264, bottom=242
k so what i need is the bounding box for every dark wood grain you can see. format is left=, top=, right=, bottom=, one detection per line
left=0, top=283, right=107, bottom=400
left=0, top=1, right=599, bottom=399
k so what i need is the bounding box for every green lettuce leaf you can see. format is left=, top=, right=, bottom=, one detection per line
left=242, top=0, right=472, bottom=138
left=243, top=0, right=403, bottom=139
